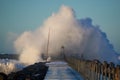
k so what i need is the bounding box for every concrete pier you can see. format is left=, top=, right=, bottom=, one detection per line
left=44, top=61, right=84, bottom=80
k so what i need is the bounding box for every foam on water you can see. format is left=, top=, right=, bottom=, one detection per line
left=0, top=59, right=25, bottom=74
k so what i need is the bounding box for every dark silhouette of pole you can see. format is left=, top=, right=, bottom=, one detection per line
left=46, top=28, right=51, bottom=61
left=61, top=46, right=65, bottom=60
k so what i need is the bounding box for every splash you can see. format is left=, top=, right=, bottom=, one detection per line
left=14, top=5, right=120, bottom=65
left=0, top=59, right=24, bottom=74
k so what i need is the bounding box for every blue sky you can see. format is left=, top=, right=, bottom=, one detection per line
left=0, top=0, right=120, bottom=54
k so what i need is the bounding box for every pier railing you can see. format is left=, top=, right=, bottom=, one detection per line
left=65, top=56, right=120, bottom=80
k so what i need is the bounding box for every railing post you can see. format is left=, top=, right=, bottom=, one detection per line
left=65, top=55, right=119, bottom=80
left=111, top=67, right=115, bottom=80
left=96, top=60, right=101, bottom=80
left=115, top=65, right=120, bottom=80
left=108, top=62, right=115, bottom=80
left=91, top=61, right=95, bottom=80
left=93, top=60, right=100, bottom=80
left=108, top=65, right=111, bottom=80
left=86, top=60, right=90, bottom=80
left=99, top=62, right=101, bottom=80
left=101, top=63, right=104, bottom=80
left=103, top=61, right=108, bottom=80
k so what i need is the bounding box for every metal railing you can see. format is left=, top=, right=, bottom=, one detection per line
left=65, top=56, right=120, bottom=80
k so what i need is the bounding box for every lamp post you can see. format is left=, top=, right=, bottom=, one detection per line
left=46, top=28, right=50, bottom=62
left=61, top=46, right=65, bottom=60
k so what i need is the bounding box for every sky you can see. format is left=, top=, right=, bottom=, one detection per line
left=0, top=0, right=120, bottom=54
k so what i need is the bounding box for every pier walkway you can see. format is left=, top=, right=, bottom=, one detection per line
left=44, top=61, right=84, bottom=80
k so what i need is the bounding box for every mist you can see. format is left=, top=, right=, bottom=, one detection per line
left=0, top=59, right=24, bottom=74
left=14, top=5, right=120, bottom=65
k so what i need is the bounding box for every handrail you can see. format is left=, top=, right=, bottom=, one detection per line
left=65, top=56, right=120, bottom=80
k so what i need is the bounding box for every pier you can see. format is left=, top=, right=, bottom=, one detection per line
left=45, top=61, right=84, bottom=80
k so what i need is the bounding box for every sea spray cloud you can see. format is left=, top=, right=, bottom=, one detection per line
left=0, top=59, right=24, bottom=74
left=14, top=31, right=44, bottom=65
left=14, top=5, right=119, bottom=65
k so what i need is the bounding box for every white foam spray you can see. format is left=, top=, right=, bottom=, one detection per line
left=14, top=5, right=120, bottom=65
left=0, top=59, right=24, bottom=74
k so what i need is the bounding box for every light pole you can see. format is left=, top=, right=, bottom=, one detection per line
left=61, top=46, right=65, bottom=60
left=46, top=28, right=51, bottom=62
